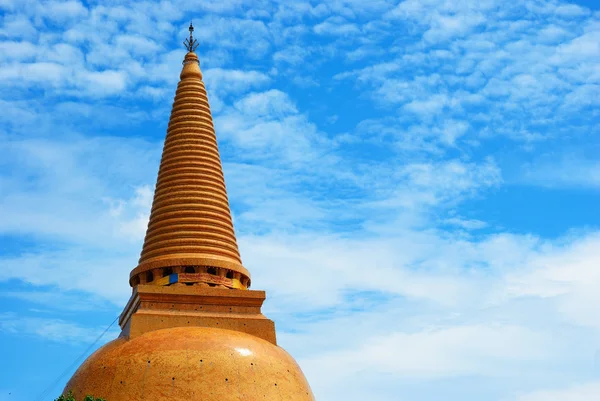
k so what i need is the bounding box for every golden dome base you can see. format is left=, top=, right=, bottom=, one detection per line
left=65, top=327, right=315, bottom=401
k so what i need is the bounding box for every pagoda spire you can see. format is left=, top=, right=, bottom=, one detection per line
left=62, top=27, right=315, bottom=401
left=183, top=22, right=199, bottom=52
left=129, top=29, right=250, bottom=290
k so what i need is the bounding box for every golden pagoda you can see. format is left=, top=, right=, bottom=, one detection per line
left=64, top=24, right=315, bottom=401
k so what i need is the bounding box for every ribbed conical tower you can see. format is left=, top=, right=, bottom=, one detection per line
left=129, top=47, right=250, bottom=290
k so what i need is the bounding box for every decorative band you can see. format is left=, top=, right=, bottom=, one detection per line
left=152, top=272, right=245, bottom=290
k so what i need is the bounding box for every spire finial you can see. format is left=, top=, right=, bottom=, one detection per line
left=184, top=21, right=199, bottom=52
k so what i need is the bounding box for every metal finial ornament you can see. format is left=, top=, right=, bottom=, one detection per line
left=183, top=22, right=199, bottom=52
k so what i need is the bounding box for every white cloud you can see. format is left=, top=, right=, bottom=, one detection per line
left=108, top=185, right=154, bottom=240
left=233, top=89, right=297, bottom=116
left=245, top=227, right=600, bottom=316
left=536, top=24, right=570, bottom=43
left=0, top=41, right=37, bottom=61
left=514, top=381, right=600, bottom=401
left=0, top=134, right=159, bottom=245
left=423, top=12, right=486, bottom=43
left=0, top=1, right=599, bottom=400
left=204, top=68, right=271, bottom=96
left=314, top=17, right=360, bottom=36
left=83, top=69, right=128, bottom=95
left=551, top=30, right=600, bottom=64
left=115, top=34, right=161, bottom=55
left=502, top=232, right=600, bottom=330
left=303, top=324, right=553, bottom=379
left=273, top=45, right=311, bottom=65
left=260, top=229, right=600, bottom=400
left=553, top=4, right=589, bottom=18
left=0, top=14, right=37, bottom=39
left=0, top=249, right=134, bottom=306
left=193, top=16, right=271, bottom=58
left=215, top=89, right=327, bottom=165
left=404, top=93, right=452, bottom=116
left=0, top=313, right=118, bottom=344
left=1, top=290, right=113, bottom=312
left=518, top=155, right=600, bottom=189
left=444, top=216, right=488, bottom=230
left=42, top=0, right=88, bottom=22
left=0, top=58, right=131, bottom=97
left=339, top=0, right=600, bottom=146
left=367, top=159, right=501, bottom=212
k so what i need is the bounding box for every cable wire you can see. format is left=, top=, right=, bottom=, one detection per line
left=33, top=314, right=120, bottom=401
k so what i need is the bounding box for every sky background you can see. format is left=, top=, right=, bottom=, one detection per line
left=0, top=0, right=599, bottom=400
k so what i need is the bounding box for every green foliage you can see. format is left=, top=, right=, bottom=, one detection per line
left=54, top=391, right=106, bottom=401
left=83, top=396, right=106, bottom=401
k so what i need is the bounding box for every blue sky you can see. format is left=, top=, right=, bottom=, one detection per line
left=0, top=0, right=599, bottom=400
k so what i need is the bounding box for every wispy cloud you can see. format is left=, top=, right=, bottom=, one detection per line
left=334, top=0, right=600, bottom=150
left=0, top=312, right=118, bottom=344
left=0, top=290, right=114, bottom=312
left=514, top=381, right=600, bottom=401
left=0, top=0, right=598, bottom=400
left=518, top=155, right=600, bottom=189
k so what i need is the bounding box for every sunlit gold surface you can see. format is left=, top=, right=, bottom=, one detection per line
left=64, top=45, right=315, bottom=399
left=65, top=327, right=315, bottom=401
left=119, top=285, right=277, bottom=345
left=131, top=51, right=249, bottom=287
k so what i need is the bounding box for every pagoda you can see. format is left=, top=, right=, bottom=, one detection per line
left=64, top=24, right=315, bottom=401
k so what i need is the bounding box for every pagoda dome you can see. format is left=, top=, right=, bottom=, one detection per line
left=65, top=326, right=314, bottom=401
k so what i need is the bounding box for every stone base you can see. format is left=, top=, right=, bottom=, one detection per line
left=119, top=285, right=277, bottom=344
